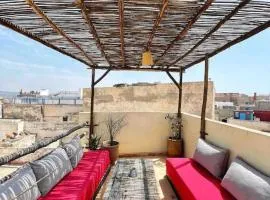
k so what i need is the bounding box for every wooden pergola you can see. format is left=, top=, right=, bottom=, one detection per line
left=0, top=0, right=269, bottom=142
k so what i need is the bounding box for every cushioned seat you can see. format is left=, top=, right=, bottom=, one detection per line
left=166, top=158, right=235, bottom=200
left=39, top=150, right=110, bottom=200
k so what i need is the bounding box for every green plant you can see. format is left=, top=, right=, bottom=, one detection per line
left=89, top=134, right=101, bottom=150
left=105, top=113, right=127, bottom=146
left=165, top=114, right=182, bottom=140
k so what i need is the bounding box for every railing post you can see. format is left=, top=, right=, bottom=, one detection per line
left=177, top=68, right=183, bottom=118
left=200, top=55, right=209, bottom=139
left=89, top=68, right=95, bottom=146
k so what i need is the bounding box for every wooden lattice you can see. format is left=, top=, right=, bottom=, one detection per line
left=0, top=0, right=269, bottom=72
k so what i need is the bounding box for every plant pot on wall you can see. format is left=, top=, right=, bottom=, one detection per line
left=167, top=137, right=183, bottom=157
left=102, top=140, right=119, bottom=165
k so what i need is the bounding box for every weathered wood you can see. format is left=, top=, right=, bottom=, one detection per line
left=25, top=0, right=96, bottom=66
left=155, top=0, right=214, bottom=65
left=0, top=0, right=269, bottom=71
left=183, top=20, right=270, bottom=70
left=94, top=69, right=111, bottom=86
left=146, top=0, right=168, bottom=51
left=200, top=56, right=209, bottom=140
left=89, top=68, right=95, bottom=143
left=165, top=71, right=180, bottom=90
left=0, top=124, right=87, bottom=166
left=178, top=69, right=183, bottom=118
left=79, top=0, right=112, bottom=66
left=118, top=0, right=125, bottom=67
left=168, top=0, right=251, bottom=68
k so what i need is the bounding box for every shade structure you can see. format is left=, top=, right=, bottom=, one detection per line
left=0, top=0, right=269, bottom=72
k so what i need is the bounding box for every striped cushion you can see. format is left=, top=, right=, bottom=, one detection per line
left=62, top=136, right=83, bottom=168
left=30, top=147, right=72, bottom=196
left=0, top=165, right=41, bottom=200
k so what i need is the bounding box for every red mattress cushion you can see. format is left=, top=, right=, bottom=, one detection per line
left=166, top=158, right=235, bottom=200
left=39, top=150, right=110, bottom=200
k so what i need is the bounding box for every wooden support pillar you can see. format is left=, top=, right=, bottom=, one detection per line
left=177, top=69, right=183, bottom=118
left=89, top=68, right=95, bottom=145
left=200, top=56, right=209, bottom=139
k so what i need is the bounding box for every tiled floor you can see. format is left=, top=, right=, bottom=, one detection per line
left=96, top=157, right=178, bottom=200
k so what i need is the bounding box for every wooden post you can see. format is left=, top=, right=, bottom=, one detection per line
left=200, top=56, right=209, bottom=139
left=177, top=69, right=183, bottom=118
left=89, top=68, right=95, bottom=145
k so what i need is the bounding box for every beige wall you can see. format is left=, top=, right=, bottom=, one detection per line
left=80, top=111, right=270, bottom=175
left=228, top=118, right=270, bottom=132
left=79, top=112, right=170, bottom=155
left=2, top=104, right=82, bottom=122
left=0, top=119, right=24, bottom=136
left=24, top=121, right=79, bottom=139
left=182, top=112, right=270, bottom=176
left=83, top=82, right=215, bottom=119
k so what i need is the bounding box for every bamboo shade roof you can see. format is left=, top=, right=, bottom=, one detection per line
left=0, top=0, right=269, bottom=72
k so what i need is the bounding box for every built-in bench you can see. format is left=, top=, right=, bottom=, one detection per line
left=39, top=150, right=110, bottom=200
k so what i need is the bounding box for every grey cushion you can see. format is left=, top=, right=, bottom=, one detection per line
left=30, top=147, right=72, bottom=196
left=62, top=136, right=83, bottom=168
left=193, top=138, right=229, bottom=178
left=221, top=157, right=270, bottom=200
left=0, top=165, right=41, bottom=200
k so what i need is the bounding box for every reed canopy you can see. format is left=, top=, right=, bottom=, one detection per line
left=0, top=0, right=269, bottom=72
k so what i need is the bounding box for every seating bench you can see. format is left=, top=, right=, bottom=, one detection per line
left=39, top=150, right=110, bottom=200
left=166, top=158, right=235, bottom=200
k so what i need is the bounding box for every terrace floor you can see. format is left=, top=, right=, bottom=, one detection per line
left=96, top=156, right=178, bottom=200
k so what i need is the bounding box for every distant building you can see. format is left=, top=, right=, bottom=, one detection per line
left=255, top=100, right=270, bottom=111
left=234, top=110, right=254, bottom=120
left=40, top=89, right=50, bottom=97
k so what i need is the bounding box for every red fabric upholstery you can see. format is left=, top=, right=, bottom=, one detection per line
left=39, top=150, right=110, bottom=200
left=166, top=158, right=235, bottom=200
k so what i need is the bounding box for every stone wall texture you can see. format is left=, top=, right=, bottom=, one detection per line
left=83, top=82, right=215, bottom=119
left=2, top=104, right=82, bottom=122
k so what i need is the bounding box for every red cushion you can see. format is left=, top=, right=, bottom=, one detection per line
left=39, top=150, right=110, bottom=200
left=166, top=158, right=235, bottom=200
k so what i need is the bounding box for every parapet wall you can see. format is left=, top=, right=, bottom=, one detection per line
left=83, top=82, right=215, bottom=119
left=80, top=111, right=270, bottom=176
left=2, top=104, right=82, bottom=122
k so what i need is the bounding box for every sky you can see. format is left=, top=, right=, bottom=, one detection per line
left=0, top=25, right=269, bottom=95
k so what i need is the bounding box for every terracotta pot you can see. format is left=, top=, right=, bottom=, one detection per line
left=167, top=138, right=183, bottom=157
left=102, top=140, right=119, bottom=165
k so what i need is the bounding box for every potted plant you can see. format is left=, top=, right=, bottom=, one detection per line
left=102, top=113, right=127, bottom=165
left=89, top=134, right=101, bottom=150
left=165, top=114, right=183, bottom=157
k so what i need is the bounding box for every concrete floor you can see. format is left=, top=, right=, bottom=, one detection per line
left=96, top=157, right=178, bottom=200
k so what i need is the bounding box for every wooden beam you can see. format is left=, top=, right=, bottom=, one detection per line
left=118, top=0, right=125, bottom=67
left=155, top=0, right=214, bottom=65
left=165, top=71, right=180, bottom=89
left=25, top=0, right=96, bottom=66
left=89, top=68, right=95, bottom=144
left=0, top=18, right=91, bottom=68
left=200, top=56, right=209, bottom=140
left=92, top=65, right=181, bottom=72
left=183, top=19, right=270, bottom=70
left=177, top=69, right=183, bottom=118
left=0, top=124, right=87, bottom=167
left=168, top=0, right=251, bottom=68
left=146, top=0, right=168, bottom=51
left=94, top=69, right=111, bottom=86
left=80, top=0, right=112, bottom=66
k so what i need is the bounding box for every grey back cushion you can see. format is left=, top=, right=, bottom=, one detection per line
left=221, top=157, right=270, bottom=200
left=30, top=147, right=72, bottom=196
left=193, top=138, right=229, bottom=178
left=62, top=136, right=83, bottom=168
left=0, top=165, right=41, bottom=200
